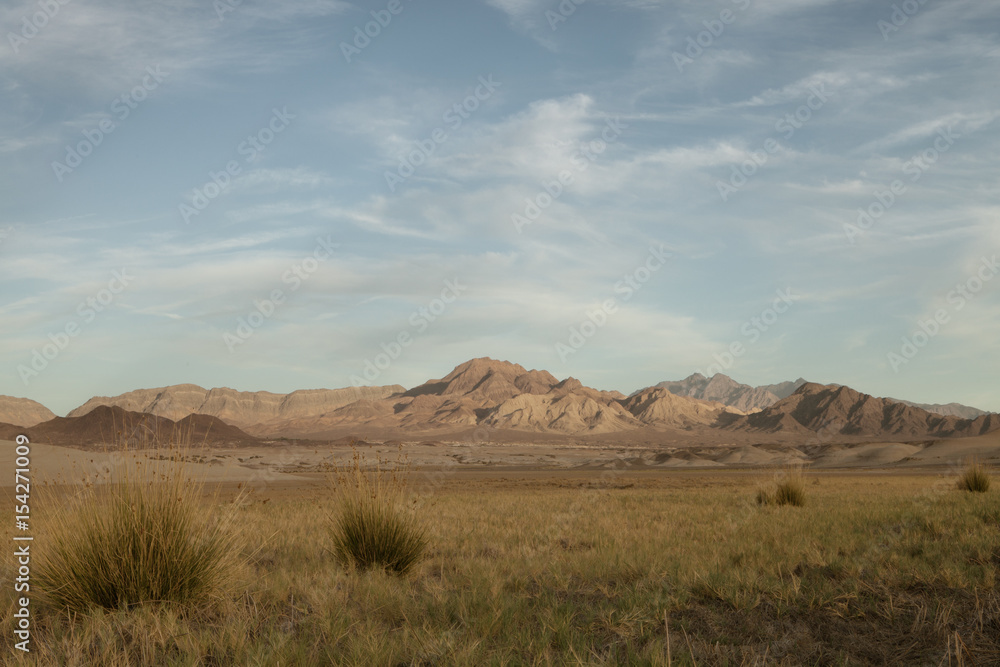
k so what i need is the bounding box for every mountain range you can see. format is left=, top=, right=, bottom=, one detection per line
left=719, top=383, right=998, bottom=439
left=0, top=358, right=996, bottom=448
left=65, top=384, right=403, bottom=435
left=0, top=405, right=258, bottom=449
left=645, top=373, right=808, bottom=412
left=648, top=373, right=987, bottom=419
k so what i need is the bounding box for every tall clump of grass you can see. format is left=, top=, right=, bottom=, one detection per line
left=958, top=458, right=991, bottom=493
left=756, top=464, right=807, bottom=507
left=34, top=429, right=243, bottom=612
left=328, top=446, right=427, bottom=575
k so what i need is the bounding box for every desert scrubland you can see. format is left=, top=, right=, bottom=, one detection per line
left=3, top=435, right=1000, bottom=666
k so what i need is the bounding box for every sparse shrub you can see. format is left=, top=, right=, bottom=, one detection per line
left=755, top=488, right=774, bottom=505
left=34, top=449, right=242, bottom=611
left=328, top=447, right=427, bottom=575
left=958, top=459, right=991, bottom=493
left=756, top=466, right=807, bottom=507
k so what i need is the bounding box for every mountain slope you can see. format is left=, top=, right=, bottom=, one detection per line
left=391, top=359, right=639, bottom=434
left=759, top=378, right=809, bottom=400
left=643, top=373, right=790, bottom=413
left=68, top=384, right=405, bottom=431
left=0, top=396, right=56, bottom=427
left=247, top=359, right=732, bottom=438
left=620, top=387, right=740, bottom=429
left=49, top=360, right=998, bottom=443
left=24, top=406, right=259, bottom=449
left=891, top=399, right=987, bottom=420
left=645, top=373, right=983, bottom=420
left=727, top=383, right=1000, bottom=438
left=484, top=377, right=642, bottom=433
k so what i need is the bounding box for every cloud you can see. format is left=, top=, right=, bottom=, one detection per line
left=855, top=112, right=998, bottom=155
left=230, top=167, right=339, bottom=193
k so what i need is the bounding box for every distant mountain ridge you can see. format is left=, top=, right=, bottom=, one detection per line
left=5, top=359, right=996, bottom=446
left=15, top=405, right=259, bottom=449
left=0, top=395, right=56, bottom=427
left=722, top=383, right=998, bottom=439
left=641, top=373, right=808, bottom=413
left=643, top=373, right=984, bottom=420
left=67, top=384, right=404, bottom=434
left=759, top=378, right=810, bottom=401
left=252, top=358, right=745, bottom=438
left=891, top=399, right=987, bottom=420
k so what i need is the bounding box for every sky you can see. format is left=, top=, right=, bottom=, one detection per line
left=1, top=0, right=998, bottom=417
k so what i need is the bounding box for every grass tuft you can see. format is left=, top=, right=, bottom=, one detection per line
left=757, top=465, right=807, bottom=507
left=34, top=447, right=243, bottom=612
left=328, top=446, right=427, bottom=575
left=958, top=458, right=991, bottom=493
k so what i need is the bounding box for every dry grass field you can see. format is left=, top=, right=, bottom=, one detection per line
left=3, top=456, right=1000, bottom=666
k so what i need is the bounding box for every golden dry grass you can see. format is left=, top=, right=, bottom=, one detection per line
left=958, top=458, right=992, bottom=493
left=2, top=469, right=999, bottom=665
left=31, top=452, right=244, bottom=613
left=327, top=447, right=428, bottom=575
left=756, top=465, right=807, bottom=507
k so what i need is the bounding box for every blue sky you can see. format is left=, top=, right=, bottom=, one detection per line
left=1, top=0, right=998, bottom=416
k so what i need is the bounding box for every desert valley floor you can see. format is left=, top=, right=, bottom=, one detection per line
left=3, top=359, right=1000, bottom=665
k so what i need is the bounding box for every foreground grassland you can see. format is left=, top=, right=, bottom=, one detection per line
left=3, top=471, right=1000, bottom=665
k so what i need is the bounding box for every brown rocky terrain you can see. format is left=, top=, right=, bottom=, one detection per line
left=39, top=358, right=998, bottom=446
left=723, top=382, right=1000, bottom=438
left=0, top=395, right=56, bottom=427
left=892, top=399, right=987, bottom=420
left=23, top=405, right=259, bottom=449
left=252, top=359, right=745, bottom=439
left=0, top=421, right=25, bottom=441
left=67, top=384, right=404, bottom=433
left=647, top=373, right=789, bottom=413
left=620, top=387, right=740, bottom=429
left=648, top=373, right=985, bottom=420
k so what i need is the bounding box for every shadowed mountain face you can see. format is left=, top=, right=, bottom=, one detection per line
left=0, top=396, right=56, bottom=427
left=725, top=383, right=1000, bottom=439
left=0, top=421, right=25, bottom=441
left=644, top=374, right=986, bottom=421
left=644, top=374, right=807, bottom=413
left=22, top=405, right=259, bottom=449
left=31, top=359, right=998, bottom=445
